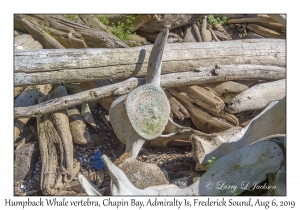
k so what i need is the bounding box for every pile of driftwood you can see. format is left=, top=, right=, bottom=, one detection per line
left=14, top=14, right=286, bottom=196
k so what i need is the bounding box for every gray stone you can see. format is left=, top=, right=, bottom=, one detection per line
left=14, top=142, right=39, bottom=181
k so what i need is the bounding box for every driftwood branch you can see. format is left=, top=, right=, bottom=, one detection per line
left=247, top=24, right=285, bottom=39
left=14, top=39, right=285, bottom=86
left=226, top=17, right=277, bottom=24
left=14, top=64, right=286, bottom=118
left=228, top=79, right=286, bottom=113
left=267, top=14, right=286, bottom=27
left=15, top=78, right=139, bottom=118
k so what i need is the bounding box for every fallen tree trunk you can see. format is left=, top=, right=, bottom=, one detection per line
left=14, top=65, right=286, bottom=118
left=247, top=24, right=286, bottom=39
left=38, top=86, right=80, bottom=195
left=267, top=14, right=286, bottom=27
left=228, top=79, right=286, bottom=113
left=14, top=39, right=285, bottom=86
left=137, top=14, right=203, bottom=33
left=226, top=17, right=277, bottom=24
left=15, top=14, right=128, bottom=49
left=14, top=84, right=52, bottom=140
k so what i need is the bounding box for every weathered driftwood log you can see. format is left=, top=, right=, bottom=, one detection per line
left=15, top=30, right=21, bottom=37
left=80, top=81, right=116, bottom=111
left=165, top=90, right=189, bottom=121
left=210, top=29, right=223, bottom=42
left=267, top=14, right=286, bottom=27
left=226, top=17, right=277, bottom=24
left=209, top=81, right=249, bottom=103
left=81, top=103, right=99, bottom=132
left=15, top=78, right=139, bottom=118
left=247, top=24, right=286, bottom=39
left=160, top=65, right=286, bottom=88
left=37, top=86, right=80, bottom=195
left=183, top=25, right=197, bottom=43
left=124, top=34, right=148, bottom=47
left=14, top=65, right=286, bottom=118
left=192, top=22, right=202, bottom=42
left=168, top=88, right=235, bottom=133
left=214, top=14, right=249, bottom=19
left=135, top=30, right=158, bottom=42
left=14, top=14, right=128, bottom=49
left=210, top=29, right=220, bottom=41
left=137, top=14, right=203, bottom=33
left=78, top=14, right=109, bottom=32
left=255, top=22, right=286, bottom=34
left=228, top=79, right=285, bottom=113
left=100, top=140, right=284, bottom=195
left=14, top=39, right=286, bottom=86
left=152, top=92, right=285, bottom=153
left=63, top=82, right=99, bottom=131
left=246, top=32, right=265, bottom=39
left=14, top=15, right=86, bottom=49
left=200, top=16, right=212, bottom=42
left=176, top=85, right=225, bottom=115
left=14, top=34, right=43, bottom=51
left=68, top=106, right=91, bottom=145
left=21, top=18, right=65, bottom=49
left=14, top=84, right=52, bottom=140
left=183, top=23, right=202, bottom=43
left=213, top=24, right=232, bottom=40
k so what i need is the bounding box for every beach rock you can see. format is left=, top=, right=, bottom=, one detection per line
left=14, top=142, right=39, bottom=181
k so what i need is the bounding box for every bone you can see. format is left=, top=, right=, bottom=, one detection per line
left=146, top=28, right=169, bottom=86
left=109, top=29, right=170, bottom=158
left=102, top=139, right=284, bottom=195
left=77, top=173, right=103, bottom=196
left=191, top=97, right=286, bottom=169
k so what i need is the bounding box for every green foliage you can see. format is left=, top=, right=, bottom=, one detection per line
left=40, top=21, right=45, bottom=26
left=65, top=14, right=76, bottom=21
left=233, top=189, right=239, bottom=196
left=206, top=156, right=216, bottom=169
left=14, top=164, right=17, bottom=170
left=27, top=85, right=40, bottom=91
left=98, top=15, right=109, bottom=26
left=207, top=15, right=227, bottom=26
left=110, top=15, right=135, bottom=41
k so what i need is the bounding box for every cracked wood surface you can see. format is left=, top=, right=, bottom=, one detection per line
left=14, top=39, right=285, bottom=86
left=14, top=64, right=286, bottom=118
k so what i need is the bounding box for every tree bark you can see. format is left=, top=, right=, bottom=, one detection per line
left=14, top=39, right=285, bottom=86
left=14, top=65, right=286, bottom=118
left=37, top=86, right=80, bottom=195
